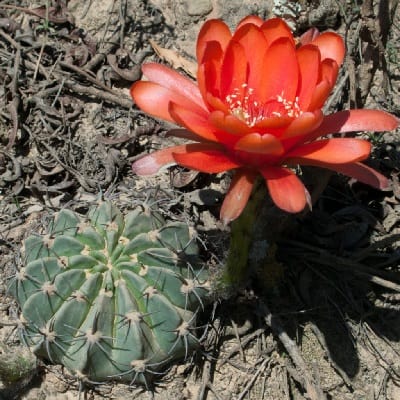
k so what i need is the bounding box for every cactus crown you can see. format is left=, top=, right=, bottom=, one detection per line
left=10, top=202, right=209, bottom=385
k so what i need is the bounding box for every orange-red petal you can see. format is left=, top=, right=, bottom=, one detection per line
left=258, top=37, right=299, bottom=104
left=231, top=23, right=268, bottom=90
left=220, top=169, right=258, bottom=224
left=197, top=19, right=232, bottom=63
left=220, top=40, right=248, bottom=100
left=205, top=92, right=230, bottom=114
left=326, top=162, right=389, bottom=189
left=254, top=115, right=293, bottom=130
left=169, top=102, right=218, bottom=142
left=131, top=81, right=207, bottom=123
left=197, top=63, right=211, bottom=104
left=285, top=138, right=371, bottom=165
left=234, top=133, right=284, bottom=155
left=236, top=15, right=264, bottom=29
left=280, top=110, right=323, bottom=140
left=210, top=110, right=251, bottom=136
left=296, top=45, right=320, bottom=109
left=261, top=166, right=308, bottom=213
left=320, top=58, right=339, bottom=87
left=260, top=17, right=295, bottom=47
left=172, top=144, right=240, bottom=173
left=141, top=63, right=205, bottom=109
left=311, top=32, right=345, bottom=66
left=132, top=144, right=193, bottom=175
left=306, top=110, right=399, bottom=141
left=307, top=80, right=332, bottom=111
left=197, top=41, right=224, bottom=100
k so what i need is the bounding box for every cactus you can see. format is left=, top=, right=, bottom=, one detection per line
left=9, top=202, right=209, bottom=385
left=0, top=343, right=37, bottom=386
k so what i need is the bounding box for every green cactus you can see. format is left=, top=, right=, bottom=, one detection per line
left=9, top=202, right=209, bottom=385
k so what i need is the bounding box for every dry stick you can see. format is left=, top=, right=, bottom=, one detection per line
left=221, top=358, right=253, bottom=373
left=27, top=58, right=130, bottom=108
left=283, top=239, right=400, bottom=289
left=363, top=320, right=400, bottom=362
left=21, top=33, right=131, bottom=106
left=360, top=273, right=400, bottom=292
left=24, top=58, right=49, bottom=79
left=352, top=233, right=400, bottom=261
left=8, top=20, right=132, bottom=109
left=118, top=0, right=127, bottom=48
left=6, top=97, right=19, bottom=151
left=197, top=359, right=212, bottom=400
left=259, top=300, right=327, bottom=400
left=281, top=368, right=291, bottom=400
left=306, top=252, right=400, bottom=293
left=24, top=57, right=132, bottom=109
left=360, top=323, right=400, bottom=392
left=0, top=320, right=19, bottom=326
left=63, top=80, right=132, bottom=109
left=0, top=29, right=21, bottom=151
left=218, top=328, right=265, bottom=366
left=0, top=4, right=70, bottom=24
left=33, top=34, right=46, bottom=82
left=59, top=60, right=117, bottom=94
left=197, top=313, right=226, bottom=400
left=230, top=318, right=246, bottom=362
left=236, top=358, right=270, bottom=400
left=309, top=323, right=354, bottom=389
left=197, top=359, right=224, bottom=400
left=205, top=383, right=224, bottom=400
left=376, top=370, right=390, bottom=400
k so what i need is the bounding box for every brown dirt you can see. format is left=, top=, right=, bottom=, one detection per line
left=0, top=0, right=399, bottom=399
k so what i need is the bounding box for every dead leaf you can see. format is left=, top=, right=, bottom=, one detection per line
left=149, top=39, right=197, bottom=78
left=170, top=168, right=199, bottom=188
left=107, top=54, right=141, bottom=82
left=0, top=17, right=20, bottom=33
left=64, top=44, right=89, bottom=67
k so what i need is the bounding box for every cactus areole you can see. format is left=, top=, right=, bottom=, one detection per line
left=10, top=202, right=209, bottom=384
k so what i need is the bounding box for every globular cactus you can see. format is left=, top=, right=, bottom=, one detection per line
left=9, top=202, right=209, bottom=385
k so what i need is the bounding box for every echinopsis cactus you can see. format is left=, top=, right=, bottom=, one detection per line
left=9, top=202, right=209, bottom=385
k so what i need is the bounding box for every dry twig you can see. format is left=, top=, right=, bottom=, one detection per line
left=236, top=358, right=271, bottom=400
left=0, top=29, right=21, bottom=150
left=259, top=300, right=327, bottom=400
left=309, top=322, right=354, bottom=389
left=282, top=239, right=400, bottom=292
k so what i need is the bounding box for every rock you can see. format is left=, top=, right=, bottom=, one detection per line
left=186, top=0, right=213, bottom=16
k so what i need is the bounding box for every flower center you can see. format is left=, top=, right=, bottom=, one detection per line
left=225, top=84, right=303, bottom=127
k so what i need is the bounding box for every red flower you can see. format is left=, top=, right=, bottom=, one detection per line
left=130, top=16, right=398, bottom=223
